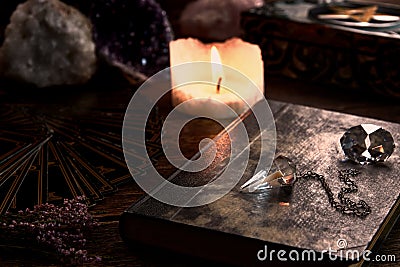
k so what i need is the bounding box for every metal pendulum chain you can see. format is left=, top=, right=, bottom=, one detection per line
left=298, top=169, right=371, bottom=218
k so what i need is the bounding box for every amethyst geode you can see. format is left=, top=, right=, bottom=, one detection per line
left=90, top=0, right=173, bottom=77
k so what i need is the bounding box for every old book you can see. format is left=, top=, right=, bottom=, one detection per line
left=120, top=100, right=400, bottom=266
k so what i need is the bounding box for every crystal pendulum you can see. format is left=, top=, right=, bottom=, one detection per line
left=241, top=155, right=296, bottom=193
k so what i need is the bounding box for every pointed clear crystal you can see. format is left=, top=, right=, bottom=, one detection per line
left=241, top=156, right=296, bottom=193
left=340, top=124, right=395, bottom=164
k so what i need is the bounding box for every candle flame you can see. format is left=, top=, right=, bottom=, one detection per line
left=211, top=46, right=224, bottom=93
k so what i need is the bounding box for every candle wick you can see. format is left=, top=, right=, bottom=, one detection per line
left=217, top=77, right=222, bottom=94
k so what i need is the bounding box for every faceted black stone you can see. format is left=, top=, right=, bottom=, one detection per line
left=340, top=124, right=395, bottom=164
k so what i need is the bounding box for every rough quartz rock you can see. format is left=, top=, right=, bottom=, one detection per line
left=0, top=0, right=96, bottom=87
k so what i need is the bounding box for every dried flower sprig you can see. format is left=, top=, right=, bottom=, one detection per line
left=0, top=197, right=101, bottom=265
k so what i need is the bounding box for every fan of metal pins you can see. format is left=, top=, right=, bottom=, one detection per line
left=297, top=169, right=371, bottom=218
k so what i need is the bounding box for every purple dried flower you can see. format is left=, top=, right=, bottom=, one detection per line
left=0, top=197, right=100, bottom=265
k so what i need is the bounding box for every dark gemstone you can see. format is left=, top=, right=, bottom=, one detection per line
left=340, top=124, right=395, bottom=164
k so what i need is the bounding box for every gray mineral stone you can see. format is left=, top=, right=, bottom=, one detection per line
left=0, top=0, right=96, bottom=87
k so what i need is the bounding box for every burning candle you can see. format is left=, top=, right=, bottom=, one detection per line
left=211, top=46, right=224, bottom=94
left=169, top=38, right=264, bottom=119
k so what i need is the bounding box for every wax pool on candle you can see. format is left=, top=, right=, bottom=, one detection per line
left=169, top=38, right=264, bottom=119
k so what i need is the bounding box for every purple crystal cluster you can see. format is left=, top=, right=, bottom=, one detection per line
left=90, top=0, right=173, bottom=76
left=0, top=197, right=100, bottom=265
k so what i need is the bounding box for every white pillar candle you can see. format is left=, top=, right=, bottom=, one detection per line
left=169, top=37, right=264, bottom=119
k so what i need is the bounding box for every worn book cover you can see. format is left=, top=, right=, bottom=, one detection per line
left=120, top=100, right=400, bottom=266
